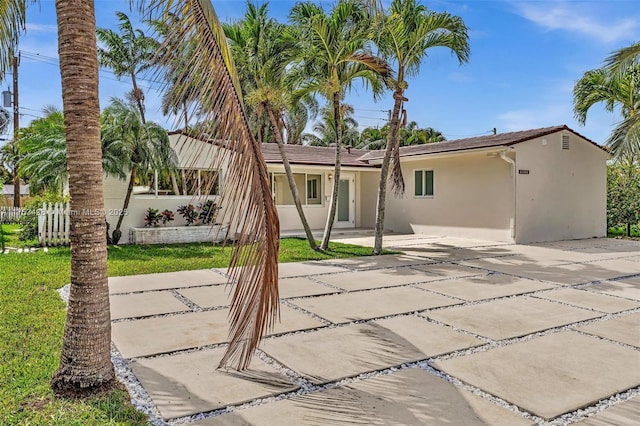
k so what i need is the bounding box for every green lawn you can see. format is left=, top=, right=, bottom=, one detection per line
left=608, top=225, right=640, bottom=238
left=0, top=238, right=386, bottom=425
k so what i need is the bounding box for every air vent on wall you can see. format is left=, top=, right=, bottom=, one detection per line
left=562, top=134, right=570, bottom=150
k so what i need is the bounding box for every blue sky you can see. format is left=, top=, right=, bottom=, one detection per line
left=1, top=0, right=638, bottom=146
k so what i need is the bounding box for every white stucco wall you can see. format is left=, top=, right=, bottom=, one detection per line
left=513, top=132, right=608, bottom=243
left=103, top=134, right=225, bottom=243
left=384, top=150, right=514, bottom=242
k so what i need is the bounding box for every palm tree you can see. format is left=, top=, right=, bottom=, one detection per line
left=45, top=0, right=116, bottom=396
left=573, top=65, right=640, bottom=161
left=146, top=0, right=280, bottom=369
left=96, top=11, right=157, bottom=123
left=224, top=1, right=319, bottom=251
left=18, top=106, right=129, bottom=195
left=402, top=121, right=446, bottom=145
left=101, top=98, right=177, bottom=244
left=291, top=0, right=391, bottom=250
left=0, top=0, right=26, bottom=78
left=372, top=0, right=469, bottom=254
left=303, top=103, right=359, bottom=147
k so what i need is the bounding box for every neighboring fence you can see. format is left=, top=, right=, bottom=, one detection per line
left=0, top=206, right=22, bottom=223
left=38, top=202, right=70, bottom=246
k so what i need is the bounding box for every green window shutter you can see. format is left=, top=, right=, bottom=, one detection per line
left=414, top=170, right=423, bottom=196
left=426, top=170, right=434, bottom=196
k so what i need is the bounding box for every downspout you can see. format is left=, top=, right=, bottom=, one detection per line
left=499, top=150, right=516, bottom=242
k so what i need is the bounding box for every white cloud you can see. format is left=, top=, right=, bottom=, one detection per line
left=515, top=2, right=638, bottom=44
left=497, top=104, right=569, bottom=132
left=25, top=23, right=57, bottom=34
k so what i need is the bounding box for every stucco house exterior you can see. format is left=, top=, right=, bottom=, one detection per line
left=363, top=125, right=609, bottom=243
left=102, top=124, right=608, bottom=244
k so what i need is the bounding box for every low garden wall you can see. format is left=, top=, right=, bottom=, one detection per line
left=129, top=224, right=228, bottom=245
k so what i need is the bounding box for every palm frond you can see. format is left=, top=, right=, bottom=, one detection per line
left=143, top=0, right=279, bottom=370
left=0, top=0, right=31, bottom=79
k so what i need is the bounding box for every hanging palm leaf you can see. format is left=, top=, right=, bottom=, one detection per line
left=143, top=0, right=279, bottom=370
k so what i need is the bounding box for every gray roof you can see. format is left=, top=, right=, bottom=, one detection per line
left=2, top=183, right=29, bottom=196
left=260, top=144, right=376, bottom=168
left=358, top=125, right=605, bottom=161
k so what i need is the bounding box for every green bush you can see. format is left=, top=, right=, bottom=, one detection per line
left=607, top=163, right=640, bottom=237
left=18, top=193, right=69, bottom=241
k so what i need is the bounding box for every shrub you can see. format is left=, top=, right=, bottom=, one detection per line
left=144, top=208, right=162, bottom=227
left=19, top=193, right=69, bottom=241
left=161, top=209, right=175, bottom=225
left=607, top=163, right=640, bottom=237
left=177, top=204, right=198, bottom=225
left=198, top=200, right=219, bottom=225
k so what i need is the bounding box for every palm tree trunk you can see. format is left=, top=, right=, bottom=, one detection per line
left=51, top=0, right=115, bottom=397
left=374, top=89, right=404, bottom=254
left=12, top=172, right=20, bottom=207
left=112, top=166, right=137, bottom=244
left=170, top=172, right=180, bottom=195
left=321, top=91, right=343, bottom=250
left=130, top=73, right=146, bottom=125
left=266, top=104, right=319, bottom=251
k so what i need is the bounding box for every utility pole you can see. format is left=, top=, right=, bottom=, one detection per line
left=11, top=53, right=20, bottom=208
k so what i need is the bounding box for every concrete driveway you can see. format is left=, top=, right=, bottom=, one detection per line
left=109, top=236, right=640, bottom=425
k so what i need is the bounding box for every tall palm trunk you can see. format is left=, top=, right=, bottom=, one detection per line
left=111, top=73, right=146, bottom=244
left=374, top=89, right=404, bottom=254
left=266, top=104, right=319, bottom=251
left=51, top=0, right=115, bottom=396
left=112, top=165, right=137, bottom=244
left=12, top=172, right=20, bottom=207
left=321, top=91, right=343, bottom=250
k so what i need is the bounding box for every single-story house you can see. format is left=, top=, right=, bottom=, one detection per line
left=361, top=124, right=609, bottom=243
left=103, top=124, right=608, bottom=244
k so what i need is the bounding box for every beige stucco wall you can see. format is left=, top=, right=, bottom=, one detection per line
left=268, top=165, right=373, bottom=231
left=359, top=170, right=381, bottom=228
left=513, top=132, right=608, bottom=243
left=384, top=150, right=514, bottom=242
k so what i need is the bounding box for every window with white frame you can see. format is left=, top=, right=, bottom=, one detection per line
left=269, top=172, right=323, bottom=206
left=414, top=169, right=434, bottom=197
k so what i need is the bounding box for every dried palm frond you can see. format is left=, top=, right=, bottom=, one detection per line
left=143, top=0, right=279, bottom=370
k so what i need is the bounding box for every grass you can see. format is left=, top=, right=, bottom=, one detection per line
left=0, top=237, right=388, bottom=425
left=0, top=223, right=39, bottom=249
left=608, top=225, right=640, bottom=238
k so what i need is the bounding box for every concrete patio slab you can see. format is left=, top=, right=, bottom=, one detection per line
left=262, top=324, right=419, bottom=384
left=578, top=312, right=640, bottom=347
left=277, top=277, right=339, bottom=299
left=110, top=292, right=189, bottom=320
left=411, top=263, right=485, bottom=278
left=276, top=261, right=350, bottom=278
left=433, top=331, right=640, bottom=420
left=195, top=368, right=533, bottom=426
left=109, top=269, right=228, bottom=294
left=262, top=318, right=483, bottom=385
left=177, top=285, right=231, bottom=308
left=112, top=305, right=324, bottom=358
left=290, top=287, right=462, bottom=324
left=416, top=274, right=555, bottom=302
left=425, top=297, right=602, bottom=340
left=130, top=346, right=297, bottom=420
left=411, top=246, right=515, bottom=262
left=587, top=278, right=640, bottom=301
left=463, top=258, right=636, bottom=285
left=372, top=316, right=485, bottom=354
left=533, top=288, right=640, bottom=313
left=324, top=254, right=429, bottom=270
left=575, top=396, right=640, bottom=425
left=314, top=268, right=441, bottom=291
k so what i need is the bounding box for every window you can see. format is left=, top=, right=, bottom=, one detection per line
left=154, top=169, right=220, bottom=196
left=306, top=174, right=322, bottom=205
left=414, top=169, right=434, bottom=197
left=270, top=172, right=323, bottom=206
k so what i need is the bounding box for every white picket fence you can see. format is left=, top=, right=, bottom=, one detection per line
left=0, top=206, right=22, bottom=223
left=38, top=202, right=71, bottom=246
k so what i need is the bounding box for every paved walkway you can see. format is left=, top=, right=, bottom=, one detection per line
left=110, top=236, right=640, bottom=425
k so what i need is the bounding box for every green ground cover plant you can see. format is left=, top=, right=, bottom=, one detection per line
left=0, top=238, right=389, bottom=425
